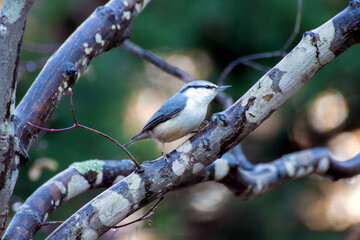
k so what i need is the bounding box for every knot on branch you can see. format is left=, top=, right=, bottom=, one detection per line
left=62, top=63, right=79, bottom=86
left=303, top=31, right=320, bottom=42
left=202, top=139, right=211, bottom=151
left=0, top=16, right=9, bottom=38
left=349, top=0, right=360, bottom=8
left=96, top=6, right=117, bottom=24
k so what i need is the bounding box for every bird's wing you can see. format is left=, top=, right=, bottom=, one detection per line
left=142, top=93, right=186, bottom=131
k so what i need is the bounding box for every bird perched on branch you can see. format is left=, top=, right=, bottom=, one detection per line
left=124, top=80, right=231, bottom=159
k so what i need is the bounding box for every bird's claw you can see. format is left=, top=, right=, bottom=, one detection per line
left=162, top=152, right=169, bottom=162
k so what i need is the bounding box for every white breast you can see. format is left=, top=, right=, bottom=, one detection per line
left=150, top=98, right=208, bottom=143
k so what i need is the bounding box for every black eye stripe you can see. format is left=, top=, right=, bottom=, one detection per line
left=180, top=85, right=216, bottom=93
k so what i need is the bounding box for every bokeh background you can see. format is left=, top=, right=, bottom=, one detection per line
left=10, top=0, right=360, bottom=239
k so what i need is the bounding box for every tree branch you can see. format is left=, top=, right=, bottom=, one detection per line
left=8, top=147, right=359, bottom=239
left=3, top=160, right=135, bottom=240
left=46, top=2, right=360, bottom=239
left=0, top=0, right=34, bottom=234
left=14, top=0, right=149, bottom=164
left=219, top=148, right=360, bottom=199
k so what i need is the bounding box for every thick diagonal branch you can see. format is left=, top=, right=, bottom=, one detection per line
left=14, top=0, right=149, bottom=163
left=46, top=2, right=360, bottom=239
left=3, top=160, right=134, bottom=240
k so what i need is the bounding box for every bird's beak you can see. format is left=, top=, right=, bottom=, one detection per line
left=216, top=85, right=232, bottom=92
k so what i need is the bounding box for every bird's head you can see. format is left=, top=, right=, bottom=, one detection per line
left=179, top=80, right=231, bottom=104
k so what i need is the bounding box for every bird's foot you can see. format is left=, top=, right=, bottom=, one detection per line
left=135, top=166, right=145, bottom=173
left=162, top=152, right=169, bottom=162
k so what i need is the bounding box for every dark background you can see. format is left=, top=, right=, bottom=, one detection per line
left=12, top=0, right=360, bottom=239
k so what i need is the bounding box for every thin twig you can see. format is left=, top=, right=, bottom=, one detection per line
left=217, top=0, right=303, bottom=86
left=218, top=51, right=282, bottom=86
left=27, top=88, right=141, bottom=169
left=122, top=40, right=197, bottom=83
left=280, top=0, right=303, bottom=52
left=242, top=61, right=271, bottom=73
left=41, top=221, right=64, bottom=226
left=112, top=196, right=164, bottom=229
left=68, top=89, right=78, bottom=125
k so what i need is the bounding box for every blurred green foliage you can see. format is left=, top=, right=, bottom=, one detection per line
left=12, top=0, right=360, bottom=239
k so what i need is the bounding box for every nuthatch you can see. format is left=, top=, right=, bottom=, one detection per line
left=124, top=80, right=231, bottom=158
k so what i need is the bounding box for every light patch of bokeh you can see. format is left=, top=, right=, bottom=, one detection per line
left=328, top=129, right=360, bottom=161
left=124, top=49, right=213, bottom=152
left=144, top=49, right=213, bottom=91
left=300, top=177, right=360, bottom=231
left=308, top=90, right=348, bottom=133
left=291, top=114, right=312, bottom=148
left=187, top=182, right=230, bottom=222
left=125, top=88, right=170, bottom=134
left=249, top=111, right=282, bottom=140
left=299, top=129, right=360, bottom=231
left=28, top=157, right=59, bottom=181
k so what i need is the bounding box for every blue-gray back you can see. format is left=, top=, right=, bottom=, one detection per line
left=142, top=92, right=187, bottom=131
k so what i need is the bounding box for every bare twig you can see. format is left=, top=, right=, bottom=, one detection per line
left=218, top=51, right=282, bottom=86
left=242, top=61, right=271, bottom=73
left=112, top=196, right=164, bottom=229
left=280, top=0, right=303, bottom=52
left=27, top=88, right=141, bottom=168
left=217, top=0, right=303, bottom=86
left=122, top=40, right=197, bottom=83
left=41, top=221, right=64, bottom=226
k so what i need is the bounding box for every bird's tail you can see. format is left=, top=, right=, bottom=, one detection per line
left=123, top=131, right=150, bottom=148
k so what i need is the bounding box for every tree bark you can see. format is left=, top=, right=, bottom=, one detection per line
left=3, top=160, right=135, bottom=240
left=0, top=0, right=34, bottom=235
left=14, top=0, right=147, bottom=156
